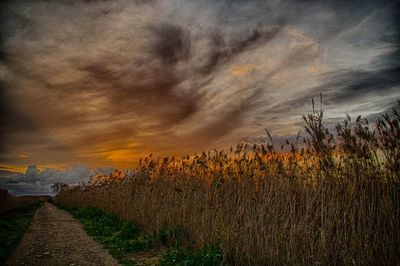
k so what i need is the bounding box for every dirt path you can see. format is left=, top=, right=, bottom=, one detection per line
left=6, top=202, right=119, bottom=266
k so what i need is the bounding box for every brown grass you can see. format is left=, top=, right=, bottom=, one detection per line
left=56, top=103, right=400, bottom=265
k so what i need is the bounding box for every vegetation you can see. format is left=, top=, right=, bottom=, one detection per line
left=58, top=205, right=223, bottom=265
left=0, top=188, right=51, bottom=215
left=56, top=102, right=400, bottom=265
left=0, top=201, right=43, bottom=264
left=161, top=246, right=222, bottom=266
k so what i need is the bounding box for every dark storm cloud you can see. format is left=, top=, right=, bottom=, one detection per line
left=323, top=67, right=400, bottom=104
left=0, top=83, right=38, bottom=154
left=76, top=55, right=200, bottom=128
left=190, top=86, right=265, bottom=143
left=259, top=0, right=400, bottom=123
left=292, top=21, right=400, bottom=108
left=270, top=62, right=400, bottom=113
left=201, top=23, right=285, bottom=74
left=0, top=80, right=81, bottom=166
left=0, top=84, right=35, bottom=133
left=149, top=23, right=191, bottom=64
left=316, top=2, right=400, bottom=105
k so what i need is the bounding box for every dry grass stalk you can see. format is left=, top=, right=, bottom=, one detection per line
left=56, top=103, right=400, bottom=265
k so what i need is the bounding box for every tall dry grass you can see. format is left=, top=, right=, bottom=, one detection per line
left=56, top=103, right=400, bottom=265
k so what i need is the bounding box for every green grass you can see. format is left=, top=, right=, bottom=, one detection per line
left=0, top=201, right=43, bottom=264
left=161, top=246, right=223, bottom=266
left=57, top=205, right=141, bottom=265
left=58, top=204, right=222, bottom=266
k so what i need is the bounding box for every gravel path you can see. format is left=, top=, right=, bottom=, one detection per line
left=6, top=202, right=119, bottom=266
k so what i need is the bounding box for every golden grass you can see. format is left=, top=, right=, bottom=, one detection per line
left=56, top=104, right=400, bottom=265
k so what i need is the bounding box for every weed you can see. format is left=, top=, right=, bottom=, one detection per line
left=161, top=245, right=223, bottom=266
left=119, top=220, right=141, bottom=240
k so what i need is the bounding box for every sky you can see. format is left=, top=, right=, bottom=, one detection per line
left=0, top=0, right=399, bottom=194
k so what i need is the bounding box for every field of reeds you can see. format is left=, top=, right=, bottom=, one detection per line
left=56, top=104, right=400, bottom=265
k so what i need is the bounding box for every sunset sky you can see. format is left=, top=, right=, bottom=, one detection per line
left=1, top=0, right=399, bottom=193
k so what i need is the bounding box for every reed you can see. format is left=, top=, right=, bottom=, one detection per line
left=56, top=102, right=400, bottom=265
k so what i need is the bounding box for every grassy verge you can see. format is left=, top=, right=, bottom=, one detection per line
left=161, top=246, right=222, bottom=266
left=0, top=201, right=43, bottom=264
left=57, top=204, right=222, bottom=266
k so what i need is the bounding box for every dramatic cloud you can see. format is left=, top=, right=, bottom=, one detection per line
left=0, top=0, right=399, bottom=181
left=0, top=165, right=96, bottom=195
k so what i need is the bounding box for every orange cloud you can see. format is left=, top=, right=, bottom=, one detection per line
left=230, top=64, right=258, bottom=77
left=0, top=164, right=27, bottom=173
left=15, top=154, right=29, bottom=160
left=306, top=65, right=322, bottom=74
left=97, top=143, right=145, bottom=168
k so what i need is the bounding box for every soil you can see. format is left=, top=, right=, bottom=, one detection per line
left=6, top=202, right=120, bottom=266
